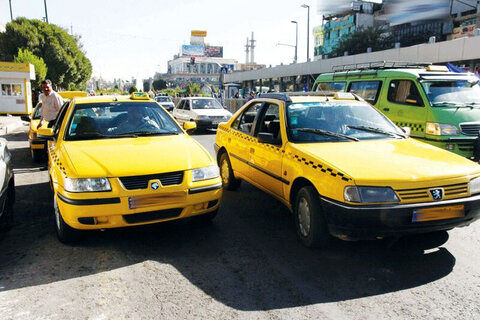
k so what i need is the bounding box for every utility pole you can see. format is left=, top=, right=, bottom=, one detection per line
left=250, top=32, right=256, bottom=64
left=44, top=0, right=49, bottom=23
left=301, top=4, right=311, bottom=62
left=9, top=0, right=13, bottom=21
left=291, top=21, right=298, bottom=64
left=245, top=37, right=250, bottom=64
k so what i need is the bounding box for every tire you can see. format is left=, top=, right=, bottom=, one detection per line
left=54, top=194, right=82, bottom=244
left=219, top=152, right=241, bottom=191
left=31, top=148, right=44, bottom=163
left=0, top=184, right=14, bottom=231
left=294, top=186, right=330, bottom=248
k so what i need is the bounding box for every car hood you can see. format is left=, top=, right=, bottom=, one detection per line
left=61, top=135, right=214, bottom=178
left=192, top=109, right=232, bottom=117
left=294, top=138, right=480, bottom=185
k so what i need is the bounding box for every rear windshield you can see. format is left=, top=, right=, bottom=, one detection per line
left=65, top=102, right=182, bottom=141
left=155, top=96, right=172, bottom=103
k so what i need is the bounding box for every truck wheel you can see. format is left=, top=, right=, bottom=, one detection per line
left=54, top=194, right=82, bottom=244
left=294, top=186, right=330, bottom=248
left=219, top=152, right=241, bottom=190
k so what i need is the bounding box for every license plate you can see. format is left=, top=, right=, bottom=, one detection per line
left=412, top=205, right=465, bottom=222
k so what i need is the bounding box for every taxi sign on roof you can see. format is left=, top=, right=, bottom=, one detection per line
left=333, top=92, right=356, bottom=100
left=130, top=92, right=150, bottom=100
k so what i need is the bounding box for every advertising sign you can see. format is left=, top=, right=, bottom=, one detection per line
left=191, top=30, right=207, bottom=37
left=182, top=45, right=205, bottom=57
left=204, top=46, right=223, bottom=58
left=382, top=0, right=450, bottom=26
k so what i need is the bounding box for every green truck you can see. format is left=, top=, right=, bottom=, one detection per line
left=314, top=62, right=480, bottom=160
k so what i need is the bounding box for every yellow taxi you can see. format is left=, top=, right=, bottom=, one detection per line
left=214, top=92, right=480, bottom=247
left=38, top=92, right=222, bottom=243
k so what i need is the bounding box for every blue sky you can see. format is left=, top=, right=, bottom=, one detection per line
left=0, top=0, right=320, bottom=81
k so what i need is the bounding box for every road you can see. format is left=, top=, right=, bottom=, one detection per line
left=0, top=125, right=479, bottom=319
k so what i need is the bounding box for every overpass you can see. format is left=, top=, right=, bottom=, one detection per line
left=224, top=36, right=480, bottom=93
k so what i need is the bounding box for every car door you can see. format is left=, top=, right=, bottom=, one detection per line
left=228, top=102, right=263, bottom=178
left=248, top=102, right=285, bottom=197
left=383, top=79, right=427, bottom=138
left=184, top=99, right=195, bottom=121
left=174, top=100, right=185, bottom=124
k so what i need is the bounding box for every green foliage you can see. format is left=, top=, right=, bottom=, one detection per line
left=332, top=27, right=393, bottom=57
left=128, top=86, right=138, bottom=94
left=13, top=48, right=47, bottom=88
left=152, top=79, right=167, bottom=91
left=186, top=82, right=201, bottom=96
left=0, top=18, right=92, bottom=90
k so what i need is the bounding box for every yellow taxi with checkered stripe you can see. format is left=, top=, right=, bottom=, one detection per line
left=214, top=92, right=480, bottom=247
left=38, top=92, right=222, bottom=243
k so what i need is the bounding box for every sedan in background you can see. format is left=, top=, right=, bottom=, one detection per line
left=173, top=97, right=232, bottom=131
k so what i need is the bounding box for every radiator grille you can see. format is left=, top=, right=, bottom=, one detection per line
left=119, top=171, right=184, bottom=190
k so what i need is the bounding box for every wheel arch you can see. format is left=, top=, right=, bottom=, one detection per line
left=289, top=177, right=318, bottom=207
left=216, top=146, right=228, bottom=165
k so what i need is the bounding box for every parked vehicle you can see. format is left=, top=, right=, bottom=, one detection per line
left=215, top=92, right=480, bottom=247
left=314, top=62, right=480, bottom=160
left=37, top=92, right=222, bottom=243
left=173, top=97, right=232, bottom=130
left=155, top=95, right=175, bottom=112
left=0, top=138, right=14, bottom=231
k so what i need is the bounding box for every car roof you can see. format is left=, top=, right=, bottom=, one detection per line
left=72, top=95, right=153, bottom=104
left=317, top=68, right=476, bottom=80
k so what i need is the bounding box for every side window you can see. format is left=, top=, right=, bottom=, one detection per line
left=388, top=80, right=423, bottom=106
left=348, top=81, right=382, bottom=104
left=177, top=100, right=184, bottom=109
left=316, top=82, right=346, bottom=92
left=255, top=103, right=281, bottom=141
left=185, top=100, right=191, bottom=110
left=232, top=102, right=263, bottom=135
left=53, top=102, right=71, bottom=135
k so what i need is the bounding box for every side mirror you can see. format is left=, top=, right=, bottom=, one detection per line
left=258, top=132, right=282, bottom=145
left=402, top=126, right=411, bottom=137
left=183, top=121, right=197, bottom=133
left=37, top=127, right=55, bottom=140
left=20, top=115, right=31, bottom=122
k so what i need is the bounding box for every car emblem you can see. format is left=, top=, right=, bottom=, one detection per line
left=151, top=182, right=160, bottom=190
left=429, top=188, right=444, bottom=201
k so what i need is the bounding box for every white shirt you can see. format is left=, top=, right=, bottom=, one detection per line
left=41, top=91, right=64, bottom=122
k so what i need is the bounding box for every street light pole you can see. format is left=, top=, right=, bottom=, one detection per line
left=301, top=4, right=310, bottom=62
left=291, top=20, right=298, bottom=64
left=9, top=0, right=13, bottom=21
left=44, top=0, right=49, bottom=23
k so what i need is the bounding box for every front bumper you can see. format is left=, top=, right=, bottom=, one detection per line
left=56, top=182, right=222, bottom=230
left=321, top=195, right=480, bottom=240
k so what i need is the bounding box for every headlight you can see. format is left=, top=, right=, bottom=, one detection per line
left=426, top=122, right=459, bottom=136
left=195, top=115, right=209, bottom=120
left=469, top=177, right=480, bottom=195
left=191, top=165, right=220, bottom=182
left=344, top=186, right=399, bottom=203
left=64, top=178, right=111, bottom=193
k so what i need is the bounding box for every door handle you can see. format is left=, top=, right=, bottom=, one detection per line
left=383, top=108, right=390, bottom=112
left=250, top=148, right=255, bottom=154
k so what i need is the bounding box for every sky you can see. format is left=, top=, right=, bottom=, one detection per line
left=0, top=0, right=326, bottom=81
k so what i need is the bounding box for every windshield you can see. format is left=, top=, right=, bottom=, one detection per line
left=33, top=102, right=43, bottom=119
left=421, top=79, right=480, bottom=106
left=191, top=99, right=223, bottom=110
left=155, top=96, right=172, bottom=103
left=287, top=102, right=404, bottom=143
left=65, top=102, right=182, bottom=141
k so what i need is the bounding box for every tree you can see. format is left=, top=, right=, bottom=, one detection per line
left=152, top=79, right=167, bottom=91
left=13, top=48, right=47, bottom=88
left=333, top=27, right=393, bottom=57
left=0, top=18, right=92, bottom=90
left=128, top=86, right=138, bottom=94
left=186, top=82, right=201, bottom=96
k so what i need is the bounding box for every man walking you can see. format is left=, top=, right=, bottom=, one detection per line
left=38, top=79, right=64, bottom=129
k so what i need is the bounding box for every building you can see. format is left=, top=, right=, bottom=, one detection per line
left=0, top=62, right=35, bottom=115
left=156, top=31, right=238, bottom=91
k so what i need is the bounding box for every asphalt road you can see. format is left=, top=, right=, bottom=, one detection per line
left=0, top=125, right=479, bottom=319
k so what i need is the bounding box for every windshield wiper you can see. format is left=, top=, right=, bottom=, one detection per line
left=347, top=125, right=405, bottom=138
left=292, top=128, right=359, bottom=141
left=122, top=131, right=179, bottom=136
left=431, top=101, right=467, bottom=107
left=70, top=132, right=138, bottom=140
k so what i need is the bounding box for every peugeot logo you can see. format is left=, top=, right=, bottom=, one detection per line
left=429, top=188, right=444, bottom=201
left=151, top=182, right=159, bottom=190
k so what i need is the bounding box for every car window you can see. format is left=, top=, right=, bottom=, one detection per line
left=388, top=80, right=423, bottom=106
left=191, top=99, right=223, bottom=110
left=316, top=82, right=346, bottom=92
left=33, top=102, right=43, bottom=119
left=53, top=101, right=71, bottom=135
left=64, top=102, right=182, bottom=141
left=255, top=103, right=281, bottom=141
left=177, top=100, right=185, bottom=109
left=232, top=102, right=263, bottom=135
left=348, top=81, right=382, bottom=104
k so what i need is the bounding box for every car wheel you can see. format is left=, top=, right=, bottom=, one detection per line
left=31, top=148, right=44, bottom=163
left=219, top=152, right=241, bottom=190
left=294, top=186, right=330, bottom=248
left=0, top=184, right=14, bottom=231
left=54, top=194, right=82, bottom=244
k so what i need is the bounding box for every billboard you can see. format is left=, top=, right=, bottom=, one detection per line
left=191, top=30, right=207, bottom=37
left=382, top=0, right=450, bottom=26
left=204, top=46, right=223, bottom=58
left=181, top=45, right=205, bottom=57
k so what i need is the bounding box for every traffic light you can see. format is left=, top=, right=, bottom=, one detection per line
left=190, top=57, right=196, bottom=65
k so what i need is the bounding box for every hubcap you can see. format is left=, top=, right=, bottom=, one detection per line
left=298, top=197, right=311, bottom=237
left=221, top=159, right=230, bottom=185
